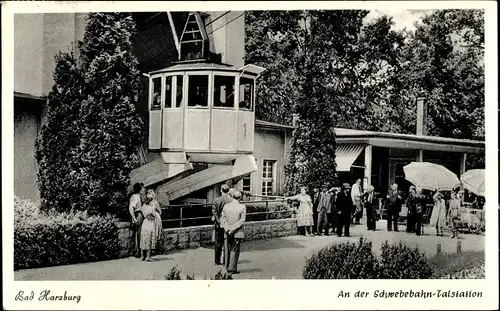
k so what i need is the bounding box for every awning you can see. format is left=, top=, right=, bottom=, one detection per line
left=336, top=144, right=365, bottom=172
left=238, top=64, right=266, bottom=76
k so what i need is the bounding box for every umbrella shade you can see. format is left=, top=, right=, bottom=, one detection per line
left=403, top=162, right=461, bottom=192
left=460, top=169, right=485, bottom=196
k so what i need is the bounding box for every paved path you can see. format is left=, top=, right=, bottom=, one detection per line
left=15, top=221, right=485, bottom=280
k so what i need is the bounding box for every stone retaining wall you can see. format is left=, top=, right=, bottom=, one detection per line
left=117, top=218, right=298, bottom=257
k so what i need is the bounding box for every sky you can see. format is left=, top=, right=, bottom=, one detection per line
left=364, top=9, right=431, bottom=31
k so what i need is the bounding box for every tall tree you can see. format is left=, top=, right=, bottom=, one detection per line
left=398, top=9, right=484, bottom=140
left=285, top=10, right=371, bottom=192
left=245, top=11, right=302, bottom=125
left=396, top=10, right=484, bottom=168
left=36, top=13, right=144, bottom=214
left=35, top=50, right=84, bottom=212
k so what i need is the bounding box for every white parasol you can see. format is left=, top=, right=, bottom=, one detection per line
left=403, top=162, right=461, bottom=191
left=460, top=169, right=485, bottom=196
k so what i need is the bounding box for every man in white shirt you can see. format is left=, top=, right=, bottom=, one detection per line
left=220, top=190, right=246, bottom=277
left=351, top=178, right=363, bottom=224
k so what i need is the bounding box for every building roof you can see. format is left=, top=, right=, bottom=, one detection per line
left=14, top=92, right=46, bottom=102
left=334, top=127, right=484, bottom=154
left=253, top=120, right=484, bottom=153
left=334, top=127, right=484, bottom=147
left=148, top=61, right=236, bottom=75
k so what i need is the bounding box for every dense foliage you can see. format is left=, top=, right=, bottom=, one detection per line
left=14, top=196, right=120, bottom=270
left=303, top=238, right=379, bottom=279
left=35, top=13, right=143, bottom=215
left=246, top=9, right=485, bottom=184
left=377, top=241, right=433, bottom=279
left=303, top=238, right=433, bottom=279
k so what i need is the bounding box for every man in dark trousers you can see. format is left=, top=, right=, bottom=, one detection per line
left=405, top=186, right=417, bottom=233
left=414, top=187, right=425, bottom=236
left=362, top=185, right=378, bottom=231
left=212, top=184, right=232, bottom=265
left=336, top=183, right=352, bottom=237
left=311, top=187, right=320, bottom=235
left=317, top=184, right=332, bottom=236
left=328, top=187, right=339, bottom=234
left=220, top=190, right=246, bottom=277
left=386, top=183, right=403, bottom=232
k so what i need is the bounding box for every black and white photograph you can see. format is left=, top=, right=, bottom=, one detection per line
left=3, top=1, right=498, bottom=310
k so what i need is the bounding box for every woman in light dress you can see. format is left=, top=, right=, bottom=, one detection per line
left=285, top=186, right=314, bottom=236
left=430, top=191, right=447, bottom=236
left=140, top=189, right=163, bottom=261
left=448, top=189, right=464, bottom=239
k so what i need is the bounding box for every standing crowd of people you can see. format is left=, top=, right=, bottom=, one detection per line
left=284, top=180, right=380, bottom=238
left=128, top=178, right=475, bottom=271
left=283, top=179, right=470, bottom=239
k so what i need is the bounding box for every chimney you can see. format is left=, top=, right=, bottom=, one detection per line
left=416, top=97, right=427, bottom=136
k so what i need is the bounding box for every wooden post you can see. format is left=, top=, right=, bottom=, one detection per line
left=457, top=241, right=462, bottom=255
left=180, top=206, right=183, bottom=228
left=437, top=243, right=441, bottom=255
left=265, top=200, right=269, bottom=220
left=416, top=149, right=424, bottom=162
left=364, top=145, right=372, bottom=187
left=460, top=153, right=467, bottom=193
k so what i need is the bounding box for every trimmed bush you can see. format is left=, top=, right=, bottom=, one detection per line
left=14, top=197, right=120, bottom=270
left=303, top=238, right=433, bottom=279
left=378, top=241, right=433, bottom=279
left=303, top=238, right=379, bottom=279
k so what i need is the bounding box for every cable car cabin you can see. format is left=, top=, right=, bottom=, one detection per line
left=147, top=62, right=265, bottom=164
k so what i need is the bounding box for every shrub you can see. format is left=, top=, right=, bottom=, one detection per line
left=165, top=266, right=231, bottom=280
left=14, top=197, right=120, bottom=270
left=165, top=266, right=183, bottom=280
left=378, top=241, right=433, bottom=279
left=303, top=238, right=433, bottom=279
left=14, top=195, right=41, bottom=223
left=303, top=238, right=379, bottom=279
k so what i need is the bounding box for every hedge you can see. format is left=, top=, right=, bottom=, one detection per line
left=303, top=238, right=433, bottom=279
left=303, top=238, right=379, bottom=279
left=14, top=196, right=120, bottom=270
left=378, top=241, right=433, bottom=279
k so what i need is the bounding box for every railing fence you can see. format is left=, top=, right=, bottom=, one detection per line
left=160, top=199, right=292, bottom=229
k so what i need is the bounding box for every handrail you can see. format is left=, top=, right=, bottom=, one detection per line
left=158, top=200, right=292, bottom=228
